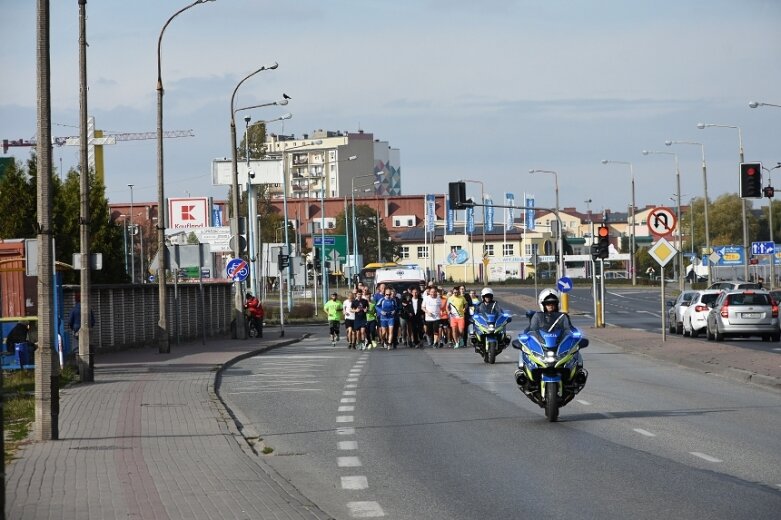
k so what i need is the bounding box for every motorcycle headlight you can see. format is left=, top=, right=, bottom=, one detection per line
left=544, top=351, right=557, bottom=365
left=488, top=324, right=495, bottom=332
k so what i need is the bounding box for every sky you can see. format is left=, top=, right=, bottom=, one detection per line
left=2, top=0, right=781, bottom=217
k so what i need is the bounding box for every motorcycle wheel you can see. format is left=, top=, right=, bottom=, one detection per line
left=488, top=343, right=497, bottom=364
left=544, top=382, right=559, bottom=422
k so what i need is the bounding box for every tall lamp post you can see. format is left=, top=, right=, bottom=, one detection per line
left=529, top=169, right=564, bottom=281
left=351, top=173, right=379, bottom=268
left=763, top=163, right=781, bottom=289
left=642, top=150, right=684, bottom=290
left=697, top=122, right=749, bottom=281
left=128, top=184, right=135, bottom=283
left=601, top=160, right=636, bottom=286
left=156, top=0, right=215, bottom=353
left=749, top=101, right=781, bottom=109
left=462, top=179, right=487, bottom=282
left=666, top=140, right=712, bottom=286
left=229, top=63, right=279, bottom=339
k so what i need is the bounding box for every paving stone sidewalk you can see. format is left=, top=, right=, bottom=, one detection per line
left=501, top=292, right=781, bottom=392
left=5, top=329, right=332, bottom=520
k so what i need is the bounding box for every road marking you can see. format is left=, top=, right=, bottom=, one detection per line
left=347, top=378, right=359, bottom=382
left=227, top=389, right=320, bottom=394
left=338, top=440, right=358, bottom=450
left=576, top=399, right=591, bottom=405
left=341, top=398, right=356, bottom=403
left=637, top=310, right=662, bottom=318
left=345, top=384, right=357, bottom=388
left=343, top=390, right=357, bottom=396
left=341, top=476, right=369, bottom=490
left=690, top=452, right=722, bottom=463
left=773, top=348, right=781, bottom=352
left=336, top=416, right=355, bottom=423
left=339, top=406, right=355, bottom=412
left=347, top=501, right=385, bottom=518
left=633, top=428, right=656, bottom=437
left=338, top=456, right=362, bottom=467
left=607, top=291, right=629, bottom=299
left=337, top=427, right=355, bottom=435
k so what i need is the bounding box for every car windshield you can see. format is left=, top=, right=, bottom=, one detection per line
left=726, top=293, right=771, bottom=306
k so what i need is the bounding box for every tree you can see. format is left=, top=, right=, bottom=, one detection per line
left=0, top=159, right=36, bottom=238
left=680, top=193, right=759, bottom=254
left=332, top=204, right=399, bottom=264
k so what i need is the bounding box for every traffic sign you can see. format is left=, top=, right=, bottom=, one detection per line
left=751, top=241, right=775, bottom=255
left=647, top=207, right=677, bottom=238
left=648, top=237, right=678, bottom=267
left=226, top=258, right=249, bottom=282
left=313, top=234, right=347, bottom=261
left=557, top=276, right=573, bottom=293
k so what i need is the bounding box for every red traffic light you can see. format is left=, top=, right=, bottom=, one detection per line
left=597, top=226, right=609, bottom=238
left=747, top=167, right=757, bottom=176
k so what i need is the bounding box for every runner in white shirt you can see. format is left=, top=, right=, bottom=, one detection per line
left=343, top=292, right=357, bottom=349
left=422, top=286, right=442, bottom=348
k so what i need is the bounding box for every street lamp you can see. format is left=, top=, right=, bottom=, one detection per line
left=156, top=0, right=215, bottom=353
left=666, top=139, right=712, bottom=286
left=601, top=160, right=636, bottom=286
left=228, top=62, right=279, bottom=338
left=529, top=169, right=564, bottom=281
left=749, top=101, right=781, bottom=109
left=128, top=184, right=135, bottom=283
left=697, top=122, right=750, bottom=281
left=642, top=150, right=684, bottom=290
left=763, top=163, right=781, bottom=289
left=351, top=173, right=378, bottom=270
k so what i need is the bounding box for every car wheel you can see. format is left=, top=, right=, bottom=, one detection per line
left=713, top=326, right=724, bottom=342
left=706, top=324, right=714, bottom=341
left=761, top=335, right=770, bottom=342
left=683, top=325, right=690, bottom=337
left=691, top=327, right=699, bottom=338
left=773, top=334, right=781, bottom=342
left=668, top=320, right=675, bottom=334
left=675, top=322, right=683, bottom=335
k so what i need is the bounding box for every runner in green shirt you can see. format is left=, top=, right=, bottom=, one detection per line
left=323, top=292, right=344, bottom=346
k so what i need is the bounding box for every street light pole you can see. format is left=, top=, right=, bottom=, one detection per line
left=351, top=173, right=377, bottom=269
left=666, top=140, right=712, bottom=286
left=642, top=150, right=683, bottom=290
left=229, top=63, right=279, bottom=338
left=601, top=160, right=636, bottom=286
left=156, top=0, right=214, bottom=353
left=462, top=179, right=486, bottom=282
left=763, top=164, right=781, bottom=289
left=697, top=122, right=749, bottom=281
left=128, top=184, right=135, bottom=284
left=529, top=169, right=563, bottom=281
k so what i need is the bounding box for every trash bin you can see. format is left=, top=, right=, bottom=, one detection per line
left=15, top=342, right=32, bottom=368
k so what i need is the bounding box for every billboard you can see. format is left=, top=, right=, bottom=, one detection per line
left=168, top=197, right=210, bottom=229
left=211, top=158, right=283, bottom=186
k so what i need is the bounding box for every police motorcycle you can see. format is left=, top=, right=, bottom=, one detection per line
left=512, top=289, right=589, bottom=422
left=471, top=288, right=512, bottom=364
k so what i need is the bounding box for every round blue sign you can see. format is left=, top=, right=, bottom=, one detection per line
left=226, top=258, right=249, bottom=282
left=557, top=276, right=573, bottom=293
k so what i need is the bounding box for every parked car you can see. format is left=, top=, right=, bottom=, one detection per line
left=707, top=280, right=762, bottom=291
left=682, top=290, right=722, bottom=337
left=666, top=291, right=699, bottom=334
left=770, top=290, right=781, bottom=304
left=706, top=289, right=780, bottom=342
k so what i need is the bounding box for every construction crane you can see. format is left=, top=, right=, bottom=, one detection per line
left=2, top=116, right=195, bottom=183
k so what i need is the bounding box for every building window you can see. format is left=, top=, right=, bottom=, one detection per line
left=393, top=215, right=417, bottom=228
left=399, top=246, right=410, bottom=259
left=525, top=243, right=538, bottom=256
left=484, top=244, right=495, bottom=257
left=417, top=246, right=429, bottom=259
left=503, top=243, right=514, bottom=256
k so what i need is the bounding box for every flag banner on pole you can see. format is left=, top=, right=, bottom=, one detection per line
left=525, top=197, right=535, bottom=231
left=426, top=194, right=436, bottom=232
left=505, top=193, right=515, bottom=230
left=485, top=196, right=494, bottom=232
left=467, top=206, right=475, bottom=234
left=446, top=197, right=454, bottom=232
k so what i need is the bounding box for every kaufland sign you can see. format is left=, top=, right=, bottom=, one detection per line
left=168, top=197, right=210, bottom=228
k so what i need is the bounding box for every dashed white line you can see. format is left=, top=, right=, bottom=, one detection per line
left=338, top=456, right=362, bottom=467
left=633, top=428, right=656, bottom=437
left=347, top=501, right=384, bottom=518
left=341, top=397, right=356, bottom=403
left=338, top=440, right=358, bottom=450
left=347, top=378, right=359, bottom=382
left=343, top=390, right=357, bottom=396
left=337, top=427, right=355, bottom=435
left=341, top=476, right=369, bottom=490
left=576, top=399, right=591, bottom=405
left=339, top=406, right=355, bottom=412
left=690, top=452, right=722, bottom=463
left=345, top=384, right=358, bottom=388
left=336, top=416, right=355, bottom=423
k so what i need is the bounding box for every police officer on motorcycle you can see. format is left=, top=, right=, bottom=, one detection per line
left=527, top=289, right=573, bottom=334
left=475, top=287, right=504, bottom=315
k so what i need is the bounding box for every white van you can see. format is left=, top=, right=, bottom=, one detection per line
left=374, top=265, right=426, bottom=293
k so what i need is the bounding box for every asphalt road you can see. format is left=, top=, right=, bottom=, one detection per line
left=220, top=328, right=781, bottom=520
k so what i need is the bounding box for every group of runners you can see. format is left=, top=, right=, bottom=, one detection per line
left=323, top=281, right=491, bottom=350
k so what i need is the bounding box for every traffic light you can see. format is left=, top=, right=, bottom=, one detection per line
left=740, top=162, right=763, bottom=198
left=313, top=247, right=321, bottom=271
left=448, top=182, right=472, bottom=209
left=596, top=225, right=610, bottom=260
left=277, top=253, right=290, bottom=271
left=764, top=186, right=775, bottom=199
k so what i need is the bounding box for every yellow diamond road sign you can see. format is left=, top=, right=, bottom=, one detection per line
left=649, top=237, right=678, bottom=267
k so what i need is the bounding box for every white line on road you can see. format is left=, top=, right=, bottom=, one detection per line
left=633, top=428, right=656, bottom=437
left=339, top=406, right=355, bottom=412
left=345, top=384, right=357, bottom=388
left=341, top=398, right=356, bottom=403
left=336, top=416, right=355, bottom=423
left=341, top=476, right=369, bottom=490
left=338, top=456, right=362, bottom=467
left=690, top=452, right=723, bottom=463
left=576, top=400, right=591, bottom=405
left=343, top=390, right=357, bottom=396
left=338, top=440, right=358, bottom=450
left=347, top=501, right=385, bottom=518
left=347, top=378, right=359, bottom=382
left=337, top=427, right=356, bottom=435
left=226, top=389, right=320, bottom=394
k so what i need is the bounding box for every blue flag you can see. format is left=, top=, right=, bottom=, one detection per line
left=506, top=193, right=515, bottom=230
left=467, top=207, right=475, bottom=234
left=526, top=197, right=535, bottom=231
left=485, top=197, right=494, bottom=232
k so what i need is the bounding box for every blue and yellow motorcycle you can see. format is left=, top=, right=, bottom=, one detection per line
left=471, top=311, right=512, bottom=364
left=512, top=312, right=589, bottom=421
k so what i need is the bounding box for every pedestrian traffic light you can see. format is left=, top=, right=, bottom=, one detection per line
left=597, top=225, right=610, bottom=260
left=764, top=186, right=775, bottom=199
left=740, top=162, right=763, bottom=199
left=277, top=253, right=290, bottom=271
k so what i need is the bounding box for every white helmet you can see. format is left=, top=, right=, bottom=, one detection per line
left=480, top=287, right=494, bottom=298
left=538, top=288, right=560, bottom=310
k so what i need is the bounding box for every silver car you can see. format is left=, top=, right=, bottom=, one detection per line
left=706, top=289, right=780, bottom=342
left=707, top=280, right=762, bottom=291
left=666, top=291, right=698, bottom=335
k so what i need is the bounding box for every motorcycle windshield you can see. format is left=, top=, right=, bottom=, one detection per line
left=556, top=331, right=583, bottom=357
left=540, top=331, right=560, bottom=349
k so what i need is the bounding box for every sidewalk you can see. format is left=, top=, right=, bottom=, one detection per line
left=5, top=328, right=331, bottom=520
left=501, top=292, right=781, bottom=392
